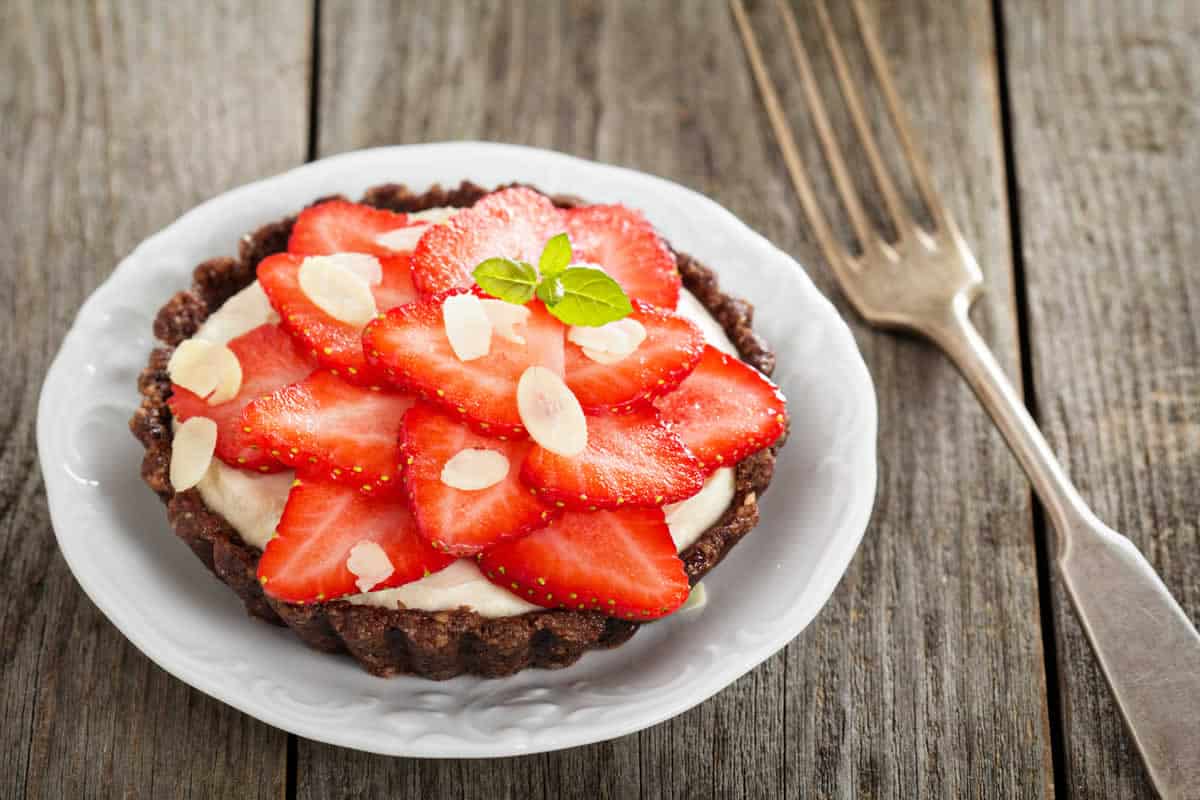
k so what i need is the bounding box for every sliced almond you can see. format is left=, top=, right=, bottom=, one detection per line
left=168, top=340, right=242, bottom=404
left=346, top=540, right=394, bottom=593
left=298, top=255, right=379, bottom=326
left=442, top=293, right=492, bottom=361
left=374, top=224, right=429, bottom=253
left=328, top=252, right=383, bottom=286
left=517, top=366, right=588, bottom=456
left=440, top=447, right=510, bottom=491
left=408, top=207, right=459, bottom=225
left=568, top=318, right=647, bottom=364
left=480, top=299, right=531, bottom=345
left=170, top=416, right=218, bottom=492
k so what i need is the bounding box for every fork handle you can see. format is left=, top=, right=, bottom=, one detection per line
left=928, top=299, right=1200, bottom=798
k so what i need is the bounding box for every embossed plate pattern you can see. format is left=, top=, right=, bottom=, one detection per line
left=37, top=143, right=877, bottom=757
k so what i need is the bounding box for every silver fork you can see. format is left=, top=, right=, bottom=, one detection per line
left=731, top=0, right=1200, bottom=794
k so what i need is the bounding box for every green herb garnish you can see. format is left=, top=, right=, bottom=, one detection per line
left=472, top=235, right=632, bottom=327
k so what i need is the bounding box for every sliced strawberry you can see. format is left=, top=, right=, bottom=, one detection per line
left=258, top=252, right=418, bottom=383
left=521, top=407, right=704, bottom=510
left=240, top=370, right=414, bottom=490
left=400, top=403, right=556, bottom=555
left=257, top=477, right=454, bottom=603
left=363, top=290, right=565, bottom=436
left=654, top=345, right=788, bottom=473
left=565, top=301, right=704, bottom=412
left=479, top=507, right=688, bottom=619
left=563, top=204, right=681, bottom=310
left=410, top=187, right=563, bottom=296
left=371, top=253, right=420, bottom=312
left=169, top=323, right=316, bottom=472
left=288, top=199, right=420, bottom=259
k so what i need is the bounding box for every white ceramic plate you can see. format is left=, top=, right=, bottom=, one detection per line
left=38, top=142, right=877, bottom=758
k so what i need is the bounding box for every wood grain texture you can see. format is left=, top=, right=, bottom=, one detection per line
left=0, top=1, right=308, bottom=797
left=1002, top=1, right=1200, bottom=797
left=299, top=1, right=1050, bottom=797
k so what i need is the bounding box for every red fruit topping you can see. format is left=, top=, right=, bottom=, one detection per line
left=563, top=205, right=681, bottom=310
left=240, top=370, right=414, bottom=490
left=363, top=291, right=565, bottom=436
left=399, top=403, right=556, bottom=555
left=169, top=323, right=316, bottom=472
left=288, top=199, right=420, bottom=259
left=654, top=345, right=788, bottom=473
left=258, top=252, right=418, bottom=383
left=257, top=477, right=454, bottom=603
left=565, top=301, right=704, bottom=412
left=410, top=188, right=563, bottom=296
left=479, top=507, right=689, bottom=620
left=521, top=407, right=704, bottom=510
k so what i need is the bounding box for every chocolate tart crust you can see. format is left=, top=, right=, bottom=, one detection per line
left=130, top=182, right=783, bottom=679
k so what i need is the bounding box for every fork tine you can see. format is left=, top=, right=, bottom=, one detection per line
left=773, top=0, right=877, bottom=251
left=850, top=0, right=946, bottom=229
left=811, top=0, right=914, bottom=236
left=729, top=0, right=853, bottom=275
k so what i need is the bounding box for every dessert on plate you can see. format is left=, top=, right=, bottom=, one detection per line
left=130, top=182, right=788, bottom=679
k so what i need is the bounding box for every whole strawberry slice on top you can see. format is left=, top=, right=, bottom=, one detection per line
left=259, top=253, right=380, bottom=384
left=564, top=301, right=705, bottom=412
left=410, top=188, right=563, bottom=296
left=521, top=407, right=705, bottom=510
left=563, top=204, right=681, bottom=310
left=169, top=323, right=316, bottom=472
left=654, top=345, right=788, bottom=473
left=479, top=507, right=689, bottom=619
left=364, top=290, right=565, bottom=436
left=240, top=369, right=415, bottom=491
left=258, top=477, right=454, bottom=603
left=400, top=402, right=556, bottom=555
left=289, top=199, right=425, bottom=261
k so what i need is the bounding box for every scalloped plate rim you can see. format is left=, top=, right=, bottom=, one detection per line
left=37, top=142, right=877, bottom=758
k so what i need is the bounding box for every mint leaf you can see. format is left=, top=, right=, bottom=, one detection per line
left=473, top=258, right=538, bottom=304
left=538, top=233, right=572, bottom=277
left=542, top=268, right=632, bottom=326
left=536, top=275, right=565, bottom=306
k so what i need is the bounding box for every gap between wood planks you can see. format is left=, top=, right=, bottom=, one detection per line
left=991, top=0, right=1069, bottom=796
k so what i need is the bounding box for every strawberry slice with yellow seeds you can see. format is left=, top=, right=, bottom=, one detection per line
left=563, top=204, right=681, bottom=310
left=654, top=345, right=788, bottom=473
left=288, top=199, right=422, bottom=260
left=478, top=507, right=689, bottom=620
left=258, top=252, right=418, bottom=383
left=521, top=407, right=705, bottom=510
left=564, top=301, right=705, bottom=412
left=363, top=290, right=566, bottom=436
left=410, top=187, right=564, bottom=296
left=400, top=403, right=557, bottom=555
left=240, top=370, right=415, bottom=491
left=169, top=323, right=317, bottom=472
left=257, top=477, right=454, bottom=603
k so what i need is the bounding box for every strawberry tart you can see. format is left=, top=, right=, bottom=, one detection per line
left=130, top=182, right=788, bottom=679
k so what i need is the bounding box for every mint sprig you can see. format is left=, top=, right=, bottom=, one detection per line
left=472, top=235, right=632, bottom=327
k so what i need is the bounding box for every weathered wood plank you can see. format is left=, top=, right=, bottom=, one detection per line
left=0, top=1, right=309, bottom=797
left=1002, top=1, right=1200, bottom=796
left=298, top=1, right=1052, bottom=798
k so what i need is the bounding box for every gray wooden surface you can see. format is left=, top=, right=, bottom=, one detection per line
left=3, top=0, right=1194, bottom=797
left=1004, top=1, right=1200, bottom=797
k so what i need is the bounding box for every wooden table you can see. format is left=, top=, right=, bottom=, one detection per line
left=4, top=1, right=1196, bottom=797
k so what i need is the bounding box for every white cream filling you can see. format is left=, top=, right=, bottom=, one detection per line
left=189, top=259, right=738, bottom=618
